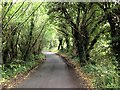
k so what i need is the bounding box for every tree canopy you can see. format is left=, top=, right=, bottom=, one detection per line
left=1, top=1, right=119, bottom=88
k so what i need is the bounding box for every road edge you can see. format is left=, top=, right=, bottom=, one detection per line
left=1, top=58, right=45, bottom=89
left=56, top=53, right=93, bottom=89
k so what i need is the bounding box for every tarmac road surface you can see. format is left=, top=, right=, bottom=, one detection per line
left=15, top=52, right=86, bottom=88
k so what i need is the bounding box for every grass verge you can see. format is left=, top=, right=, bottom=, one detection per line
left=0, top=54, right=45, bottom=89
left=57, top=52, right=93, bottom=89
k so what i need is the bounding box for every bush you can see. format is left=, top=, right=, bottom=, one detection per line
left=1, top=53, right=45, bottom=82
left=83, top=34, right=119, bottom=88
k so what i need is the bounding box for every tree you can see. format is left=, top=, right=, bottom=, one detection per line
left=48, top=2, right=106, bottom=66
left=97, top=2, right=120, bottom=75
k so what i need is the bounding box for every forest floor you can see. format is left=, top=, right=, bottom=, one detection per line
left=10, top=52, right=88, bottom=88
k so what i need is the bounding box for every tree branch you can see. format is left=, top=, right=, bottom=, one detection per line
left=85, top=10, right=98, bottom=25
left=90, top=16, right=106, bottom=34
left=2, top=2, right=13, bottom=21
left=88, top=29, right=106, bottom=51
left=15, top=2, right=32, bottom=21
left=2, top=0, right=18, bottom=20
left=76, top=3, right=81, bottom=28
left=3, top=0, right=26, bottom=29
left=12, top=2, right=43, bottom=31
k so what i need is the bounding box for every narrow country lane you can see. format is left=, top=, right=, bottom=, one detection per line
left=15, top=52, right=86, bottom=88
left=2, top=2, right=119, bottom=88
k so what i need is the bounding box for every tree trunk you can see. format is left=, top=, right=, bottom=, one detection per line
left=107, top=13, right=120, bottom=75
left=58, top=39, right=63, bottom=50
left=65, top=35, right=70, bottom=51
left=109, top=18, right=120, bottom=53
left=72, top=28, right=85, bottom=66
left=81, top=25, right=89, bottom=62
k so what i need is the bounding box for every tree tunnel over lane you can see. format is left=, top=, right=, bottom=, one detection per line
left=2, top=2, right=119, bottom=88
left=15, top=52, right=87, bottom=88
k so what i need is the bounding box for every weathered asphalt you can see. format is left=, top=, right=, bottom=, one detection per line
left=15, top=52, right=86, bottom=88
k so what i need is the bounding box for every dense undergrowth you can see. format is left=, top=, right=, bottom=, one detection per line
left=0, top=53, right=45, bottom=83
left=57, top=28, right=119, bottom=88
left=59, top=47, right=119, bottom=88
left=1, top=1, right=119, bottom=89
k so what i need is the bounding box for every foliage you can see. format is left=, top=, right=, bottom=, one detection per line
left=1, top=1, right=119, bottom=88
left=1, top=1, right=47, bottom=82
left=82, top=64, right=118, bottom=88
left=1, top=53, right=45, bottom=81
left=49, top=2, right=119, bottom=88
